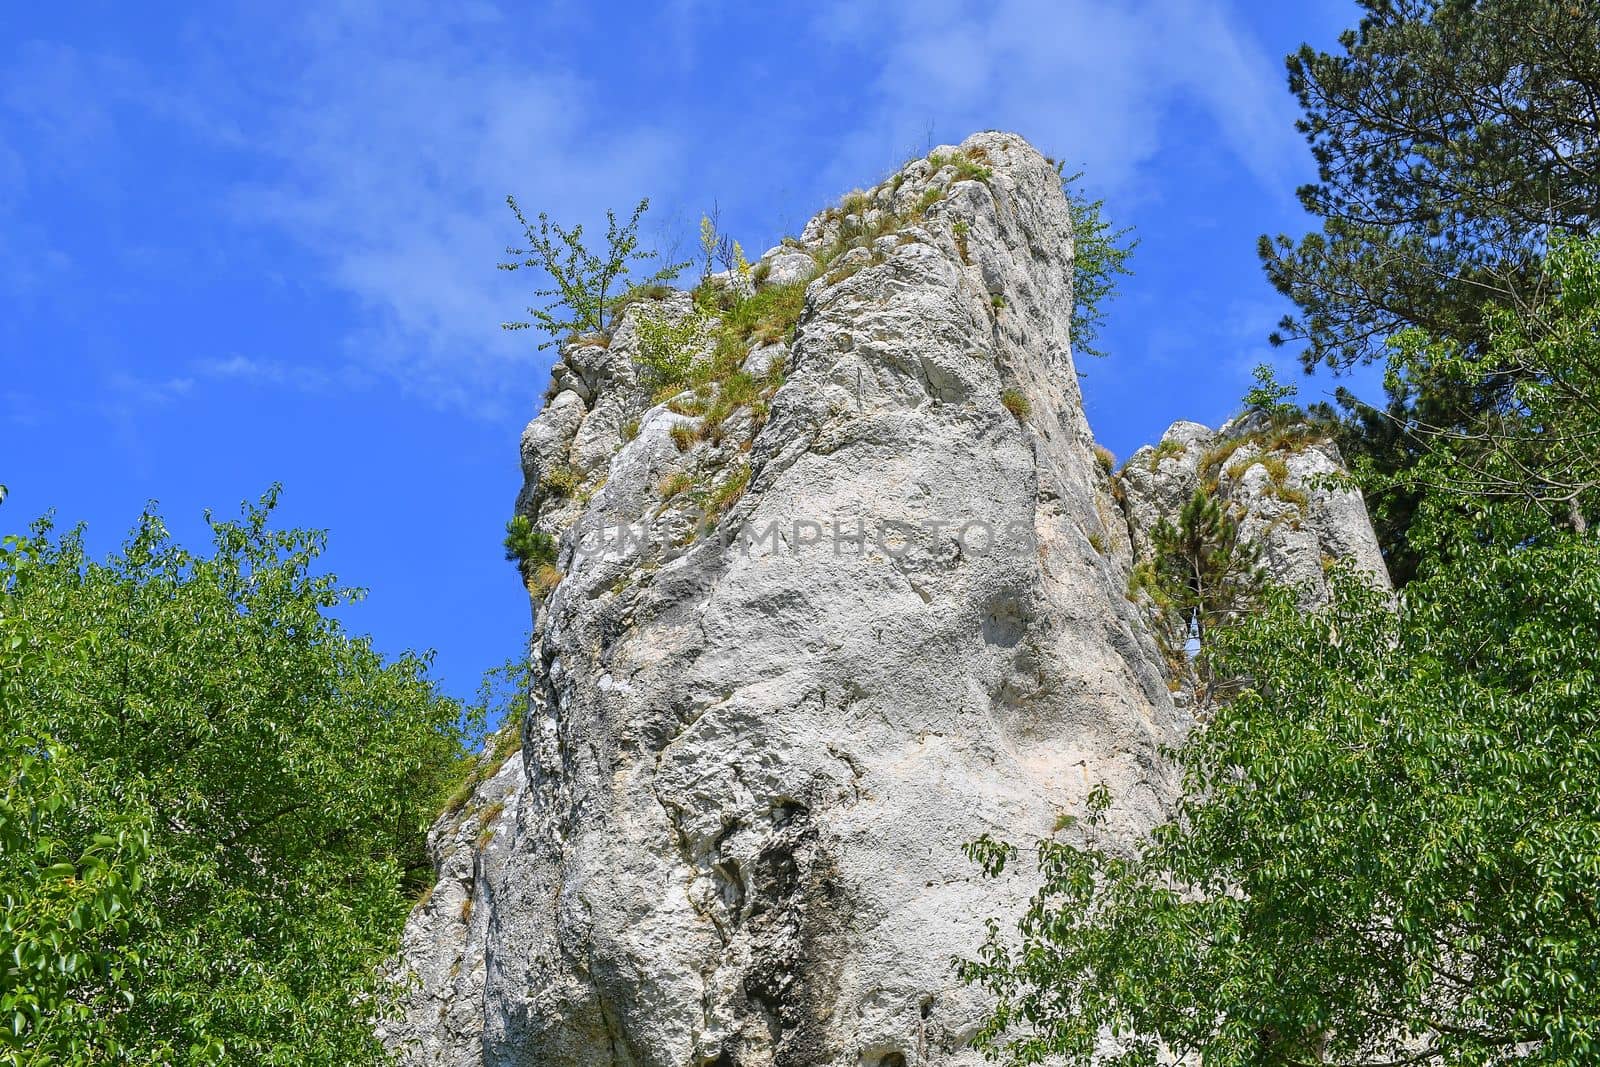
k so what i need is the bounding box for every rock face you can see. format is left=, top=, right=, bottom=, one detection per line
left=387, top=131, right=1390, bottom=1067
left=1120, top=413, right=1391, bottom=607
left=382, top=747, right=527, bottom=1062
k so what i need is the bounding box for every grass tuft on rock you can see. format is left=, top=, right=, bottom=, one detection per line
left=1001, top=388, right=1031, bottom=421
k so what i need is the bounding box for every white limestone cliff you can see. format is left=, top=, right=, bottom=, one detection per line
left=1120, top=412, right=1391, bottom=607
left=382, top=746, right=526, bottom=1061
left=386, top=131, right=1390, bottom=1067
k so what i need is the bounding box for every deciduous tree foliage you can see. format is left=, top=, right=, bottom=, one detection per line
left=499, top=197, right=689, bottom=349
left=1387, top=237, right=1600, bottom=540
left=1, top=535, right=149, bottom=1064
left=1059, top=169, right=1136, bottom=360
left=0, top=491, right=472, bottom=1064
left=961, top=243, right=1600, bottom=1066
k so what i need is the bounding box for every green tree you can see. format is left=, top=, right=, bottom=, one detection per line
left=1129, top=489, right=1264, bottom=699
left=1261, top=0, right=1600, bottom=582
left=0, top=490, right=472, bottom=1064
left=1061, top=169, right=1137, bottom=359
left=1261, top=0, right=1600, bottom=374
left=500, top=197, right=689, bottom=349
left=630, top=301, right=713, bottom=390
left=503, top=513, right=562, bottom=597
left=1387, top=236, right=1600, bottom=539
left=1, top=533, right=150, bottom=1064
left=963, top=555, right=1600, bottom=1066
left=1324, top=236, right=1600, bottom=582
left=1310, top=369, right=1500, bottom=586
left=503, top=514, right=556, bottom=578
left=1242, top=363, right=1299, bottom=423
left=960, top=242, right=1600, bottom=1066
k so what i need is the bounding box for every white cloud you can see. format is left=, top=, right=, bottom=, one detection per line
left=94, top=371, right=196, bottom=437
left=6, top=1, right=1307, bottom=422
left=0, top=390, right=45, bottom=430
left=191, top=354, right=362, bottom=394
left=1, top=10, right=692, bottom=421
left=195, top=354, right=284, bottom=382
left=813, top=0, right=1304, bottom=204
left=194, top=0, right=1301, bottom=420
left=197, top=5, right=687, bottom=419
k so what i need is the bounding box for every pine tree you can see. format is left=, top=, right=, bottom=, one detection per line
left=1131, top=488, right=1264, bottom=699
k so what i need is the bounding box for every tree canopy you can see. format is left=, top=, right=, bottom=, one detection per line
left=0, top=491, right=474, bottom=1064
left=1261, top=0, right=1600, bottom=374
left=1261, top=0, right=1600, bottom=583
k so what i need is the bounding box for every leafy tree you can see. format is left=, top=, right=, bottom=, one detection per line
left=1242, top=363, right=1299, bottom=423
left=1320, top=237, right=1600, bottom=582
left=1060, top=169, right=1137, bottom=359
left=1, top=533, right=150, bottom=1064
left=1129, top=489, right=1264, bottom=699
left=1387, top=236, right=1600, bottom=539
left=960, top=242, right=1600, bottom=1066
left=500, top=197, right=689, bottom=349
left=963, top=552, right=1600, bottom=1066
left=1310, top=370, right=1497, bottom=586
left=1261, top=0, right=1600, bottom=581
left=0, top=491, right=472, bottom=1063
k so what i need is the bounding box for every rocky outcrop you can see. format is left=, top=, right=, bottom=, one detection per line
left=387, top=131, right=1390, bottom=1067
left=1120, top=413, right=1390, bottom=606
left=382, top=746, right=526, bottom=1063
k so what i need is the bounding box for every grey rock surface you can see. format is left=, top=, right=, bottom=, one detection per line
left=386, top=131, right=1390, bottom=1067
left=381, top=748, right=527, bottom=1064
left=757, top=248, right=819, bottom=289
left=1120, top=413, right=1391, bottom=607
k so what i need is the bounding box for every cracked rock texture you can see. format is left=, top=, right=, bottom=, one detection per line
left=386, top=131, right=1388, bottom=1067
left=382, top=748, right=527, bottom=1063
left=1120, top=413, right=1391, bottom=608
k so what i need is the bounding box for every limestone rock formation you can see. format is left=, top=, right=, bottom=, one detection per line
left=386, top=131, right=1390, bottom=1067
left=382, top=747, right=526, bottom=1062
left=1120, top=413, right=1391, bottom=607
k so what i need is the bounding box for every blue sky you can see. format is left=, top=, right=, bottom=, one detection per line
left=2, top=0, right=1375, bottom=705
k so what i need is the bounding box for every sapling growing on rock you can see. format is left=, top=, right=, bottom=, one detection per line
left=500, top=197, right=689, bottom=349
left=503, top=515, right=556, bottom=581
left=1242, top=361, right=1300, bottom=424
left=1129, top=488, right=1264, bottom=698
left=1059, top=167, right=1136, bottom=359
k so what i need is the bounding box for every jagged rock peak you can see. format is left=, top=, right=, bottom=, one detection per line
left=1120, top=412, right=1391, bottom=607
left=385, top=131, right=1389, bottom=1067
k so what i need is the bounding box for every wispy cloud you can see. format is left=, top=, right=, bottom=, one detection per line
left=3, top=1, right=1308, bottom=422
left=101, top=371, right=194, bottom=410
left=0, top=390, right=46, bottom=430
left=181, top=0, right=1300, bottom=419
left=200, top=5, right=685, bottom=419
left=191, top=354, right=363, bottom=394
left=1, top=42, right=121, bottom=178
left=2, top=8, right=693, bottom=421
left=813, top=0, right=1303, bottom=203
